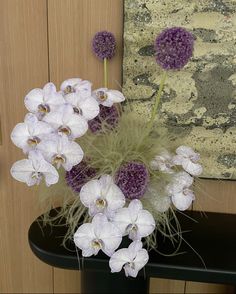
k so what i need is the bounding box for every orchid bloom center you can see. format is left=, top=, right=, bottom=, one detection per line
left=165, top=160, right=172, bottom=169
left=64, top=85, right=75, bottom=94
left=125, top=261, right=135, bottom=270
left=58, top=126, right=71, bottom=136
left=38, top=103, right=50, bottom=113
left=73, top=106, right=82, bottom=115
left=126, top=223, right=138, bottom=235
left=96, top=90, right=108, bottom=101
left=52, top=154, right=66, bottom=168
left=31, top=171, right=43, bottom=184
left=27, top=136, right=41, bottom=147
left=183, top=187, right=190, bottom=196
left=91, top=239, right=103, bottom=250
left=31, top=171, right=42, bottom=179
left=95, top=197, right=107, bottom=209
left=190, top=154, right=199, bottom=163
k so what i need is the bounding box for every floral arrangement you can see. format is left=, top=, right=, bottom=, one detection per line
left=10, top=28, right=202, bottom=278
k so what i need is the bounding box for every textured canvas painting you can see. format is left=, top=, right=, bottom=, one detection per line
left=123, top=0, right=236, bottom=179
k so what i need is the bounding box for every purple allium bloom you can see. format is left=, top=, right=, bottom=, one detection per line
left=88, top=104, right=119, bottom=133
left=65, top=161, right=97, bottom=193
left=92, top=31, right=116, bottom=60
left=155, top=27, right=194, bottom=70
left=115, top=162, right=149, bottom=200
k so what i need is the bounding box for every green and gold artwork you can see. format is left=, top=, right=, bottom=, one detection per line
left=123, top=0, right=236, bottom=179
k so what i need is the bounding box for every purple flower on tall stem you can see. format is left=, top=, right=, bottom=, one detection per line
left=155, top=27, right=194, bottom=70
left=92, top=31, right=116, bottom=60
left=115, top=162, right=149, bottom=200
left=65, top=161, right=97, bottom=193
left=88, top=104, right=119, bottom=133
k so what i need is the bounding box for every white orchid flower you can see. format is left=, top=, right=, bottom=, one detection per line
left=10, top=150, right=59, bottom=186
left=43, top=104, right=88, bottom=139
left=60, top=78, right=92, bottom=99
left=150, top=151, right=175, bottom=174
left=65, top=93, right=99, bottom=121
left=93, top=88, right=125, bottom=107
left=172, top=146, right=203, bottom=176
left=109, top=241, right=149, bottom=278
left=24, top=83, right=65, bottom=118
left=74, top=213, right=122, bottom=257
left=80, top=175, right=125, bottom=218
left=37, top=134, right=84, bottom=171
left=113, top=199, right=155, bottom=241
left=11, top=113, right=54, bottom=154
left=166, top=171, right=195, bottom=211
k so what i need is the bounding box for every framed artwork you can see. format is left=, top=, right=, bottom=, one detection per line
left=123, top=0, right=236, bottom=179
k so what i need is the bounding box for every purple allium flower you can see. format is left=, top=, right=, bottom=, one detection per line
left=65, top=161, right=97, bottom=193
left=155, top=27, right=194, bottom=70
left=92, top=31, right=116, bottom=60
left=88, top=104, right=119, bottom=133
left=115, top=162, right=149, bottom=200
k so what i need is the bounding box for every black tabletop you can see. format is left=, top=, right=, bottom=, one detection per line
left=28, top=209, right=236, bottom=285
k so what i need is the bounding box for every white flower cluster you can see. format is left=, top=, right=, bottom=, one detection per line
left=150, top=146, right=203, bottom=211
left=10, top=78, right=125, bottom=186
left=74, top=175, right=155, bottom=278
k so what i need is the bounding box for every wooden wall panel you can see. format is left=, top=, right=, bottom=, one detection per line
left=0, top=0, right=53, bottom=293
left=53, top=269, right=81, bottom=293
left=194, top=179, right=236, bottom=214
left=150, top=278, right=185, bottom=294
left=185, top=281, right=234, bottom=294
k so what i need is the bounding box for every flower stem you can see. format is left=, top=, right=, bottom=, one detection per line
left=146, top=71, right=167, bottom=134
left=104, top=57, right=108, bottom=88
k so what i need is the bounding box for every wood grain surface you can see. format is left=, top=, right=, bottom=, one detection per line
left=0, top=0, right=53, bottom=293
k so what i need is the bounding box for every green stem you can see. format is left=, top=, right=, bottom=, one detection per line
left=104, top=57, right=108, bottom=88
left=136, top=71, right=167, bottom=151
left=146, top=71, right=167, bottom=134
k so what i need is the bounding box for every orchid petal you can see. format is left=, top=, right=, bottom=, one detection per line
left=74, top=223, right=96, bottom=257
left=79, top=96, right=100, bottom=120
left=182, top=159, right=203, bottom=176
left=128, top=199, right=143, bottom=222
left=133, top=249, right=149, bottom=271
left=135, top=210, right=155, bottom=238
left=10, top=159, right=36, bottom=186
left=112, top=208, right=132, bottom=235
left=11, top=123, right=31, bottom=151
left=24, top=88, right=44, bottom=113
left=109, top=248, right=130, bottom=273
left=80, top=179, right=101, bottom=209
left=176, top=146, right=198, bottom=159
left=100, top=175, right=125, bottom=212
left=127, top=240, right=143, bottom=259
left=172, top=190, right=195, bottom=211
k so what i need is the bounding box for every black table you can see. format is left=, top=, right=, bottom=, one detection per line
left=28, top=209, right=236, bottom=293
